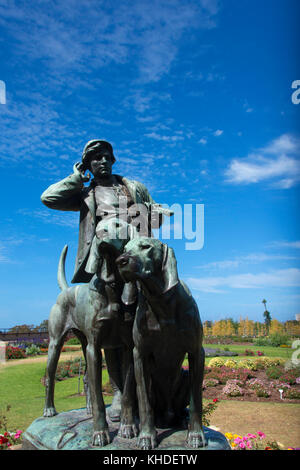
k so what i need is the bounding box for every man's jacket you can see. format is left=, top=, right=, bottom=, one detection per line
left=41, top=172, right=172, bottom=283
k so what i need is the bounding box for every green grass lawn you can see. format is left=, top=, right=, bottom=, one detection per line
left=203, top=343, right=293, bottom=363
left=0, top=358, right=112, bottom=433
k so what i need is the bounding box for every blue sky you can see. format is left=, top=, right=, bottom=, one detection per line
left=0, top=0, right=299, bottom=328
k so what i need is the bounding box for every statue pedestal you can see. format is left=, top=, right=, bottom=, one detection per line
left=22, top=407, right=231, bottom=451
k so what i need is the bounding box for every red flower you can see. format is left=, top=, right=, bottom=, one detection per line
left=213, top=398, right=219, bottom=403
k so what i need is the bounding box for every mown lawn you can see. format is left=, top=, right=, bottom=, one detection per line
left=0, top=356, right=111, bottom=433
left=203, top=343, right=293, bottom=363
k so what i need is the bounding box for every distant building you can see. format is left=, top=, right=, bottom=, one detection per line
left=296, top=314, right=300, bottom=322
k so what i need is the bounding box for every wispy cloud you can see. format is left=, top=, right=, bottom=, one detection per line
left=188, top=268, right=300, bottom=293
left=18, top=209, right=79, bottom=228
left=144, top=132, right=184, bottom=143
left=269, top=240, right=300, bottom=249
left=0, top=0, right=219, bottom=85
left=197, top=252, right=298, bottom=270
left=225, top=134, right=300, bottom=188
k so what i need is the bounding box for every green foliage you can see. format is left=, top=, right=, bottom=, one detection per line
left=202, top=399, right=219, bottom=426
left=284, top=388, right=300, bottom=399
left=266, top=366, right=284, bottom=380
left=254, top=337, right=271, bottom=346
left=208, top=358, right=226, bottom=368
left=25, top=344, right=41, bottom=356
left=65, top=337, right=81, bottom=345
left=268, top=332, right=290, bottom=347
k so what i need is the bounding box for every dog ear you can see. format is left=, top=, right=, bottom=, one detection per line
left=161, top=243, right=179, bottom=293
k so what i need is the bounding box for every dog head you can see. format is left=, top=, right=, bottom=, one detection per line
left=85, top=217, right=138, bottom=274
left=116, top=237, right=179, bottom=294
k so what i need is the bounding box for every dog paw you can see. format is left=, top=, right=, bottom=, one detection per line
left=137, top=431, right=157, bottom=450
left=92, top=430, right=110, bottom=447
left=186, top=430, right=206, bottom=448
left=43, top=407, right=58, bottom=417
left=118, top=423, right=138, bottom=440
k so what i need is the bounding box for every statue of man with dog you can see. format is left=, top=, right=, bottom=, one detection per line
left=41, top=139, right=173, bottom=423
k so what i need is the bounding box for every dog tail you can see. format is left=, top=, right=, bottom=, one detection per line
left=57, top=245, right=69, bottom=291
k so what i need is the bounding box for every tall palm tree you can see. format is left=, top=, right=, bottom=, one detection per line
left=262, top=299, right=271, bottom=334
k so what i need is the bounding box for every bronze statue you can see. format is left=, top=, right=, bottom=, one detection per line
left=41, top=140, right=173, bottom=445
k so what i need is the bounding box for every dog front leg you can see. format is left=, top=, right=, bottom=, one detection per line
left=43, top=336, right=64, bottom=417
left=133, top=347, right=157, bottom=450
left=187, top=347, right=206, bottom=448
left=118, top=348, right=138, bottom=439
left=86, top=341, right=110, bottom=447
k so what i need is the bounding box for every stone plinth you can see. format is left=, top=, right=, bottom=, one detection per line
left=22, top=407, right=231, bottom=451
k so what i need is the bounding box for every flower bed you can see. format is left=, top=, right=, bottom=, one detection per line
left=5, top=345, right=26, bottom=360
left=225, top=431, right=285, bottom=450
left=202, top=364, right=300, bottom=403
left=0, top=430, right=22, bottom=450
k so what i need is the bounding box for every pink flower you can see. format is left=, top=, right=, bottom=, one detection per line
left=247, top=433, right=257, bottom=439
left=239, top=441, right=246, bottom=449
left=246, top=440, right=252, bottom=449
left=257, top=431, right=265, bottom=439
left=234, top=437, right=242, bottom=444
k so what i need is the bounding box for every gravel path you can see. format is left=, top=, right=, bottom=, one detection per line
left=0, top=349, right=83, bottom=367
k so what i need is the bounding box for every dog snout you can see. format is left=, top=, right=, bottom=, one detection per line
left=116, top=254, right=130, bottom=267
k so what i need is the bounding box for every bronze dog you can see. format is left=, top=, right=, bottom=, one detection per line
left=43, top=218, right=138, bottom=446
left=116, top=237, right=206, bottom=450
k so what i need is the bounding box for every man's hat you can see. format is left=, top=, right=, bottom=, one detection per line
left=82, top=139, right=116, bottom=166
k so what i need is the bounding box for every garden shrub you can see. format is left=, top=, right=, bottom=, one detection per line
left=203, top=378, right=219, bottom=388
left=247, top=378, right=271, bottom=397
left=266, top=366, right=284, bottom=380
left=255, top=386, right=271, bottom=398
left=25, top=344, right=41, bottom=356
left=222, top=380, right=244, bottom=397
left=208, top=357, right=225, bottom=368
left=237, top=359, right=257, bottom=370
left=253, top=337, right=270, bottom=347
left=278, top=368, right=300, bottom=385
left=65, top=337, right=81, bottom=345
left=244, top=349, right=255, bottom=356
left=253, top=357, right=285, bottom=369
left=268, top=332, right=290, bottom=347
left=224, top=359, right=238, bottom=368
left=284, top=388, right=300, bottom=399
left=5, top=346, right=26, bottom=360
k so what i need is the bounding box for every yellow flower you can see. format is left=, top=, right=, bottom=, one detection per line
left=225, top=433, right=233, bottom=440
left=231, top=442, right=237, bottom=448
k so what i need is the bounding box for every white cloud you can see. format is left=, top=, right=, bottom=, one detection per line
left=0, top=0, right=220, bottom=85
left=199, top=138, right=207, bottom=145
left=18, top=209, right=79, bottom=228
left=188, top=268, right=300, bottom=293
left=197, top=252, right=298, bottom=270
left=270, top=240, right=300, bottom=249
left=225, top=134, right=300, bottom=188
left=213, top=129, right=223, bottom=137
left=144, top=132, right=184, bottom=142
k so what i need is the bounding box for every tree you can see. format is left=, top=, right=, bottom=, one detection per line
left=262, top=299, right=272, bottom=335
